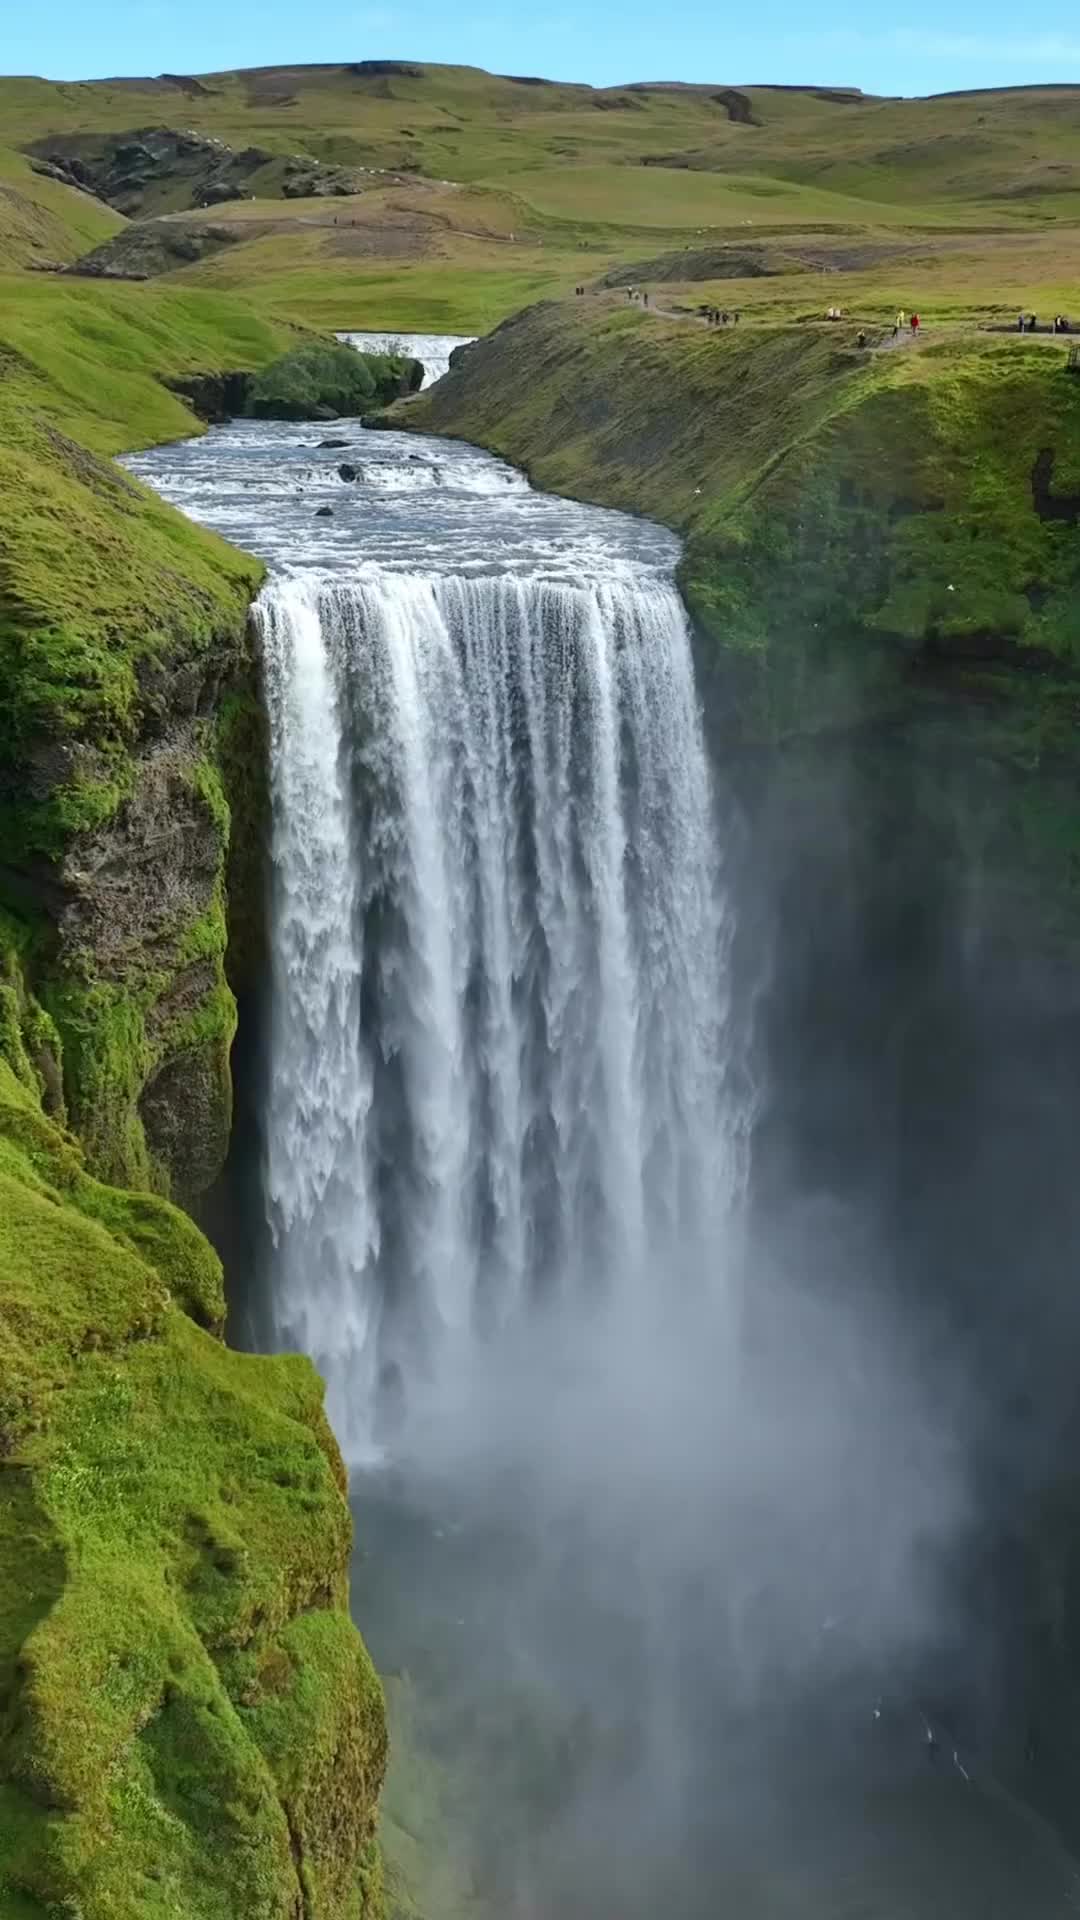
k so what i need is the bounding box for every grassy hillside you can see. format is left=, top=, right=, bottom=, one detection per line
left=2, top=64, right=1079, bottom=333
left=0, top=142, right=123, bottom=266
left=4, top=66, right=1080, bottom=219
left=396, top=298, right=1080, bottom=958
left=404, top=299, right=1080, bottom=759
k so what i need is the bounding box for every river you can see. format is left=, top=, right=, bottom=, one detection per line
left=128, top=336, right=1080, bottom=1918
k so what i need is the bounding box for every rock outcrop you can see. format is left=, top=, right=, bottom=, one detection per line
left=27, top=126, right=387, bottom=218
left=165, top=368, right=257, bottom=421
left=26, top=126, right=280, bottom=216
left=66, top=218, right=242, bottom=281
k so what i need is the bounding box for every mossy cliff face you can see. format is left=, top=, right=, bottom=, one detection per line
left=0, top=281, right=387, bottom=1915
left=0, top=438, right=261, bottom=1203
left=0, top=977, right=386, bottom=1917
left=0, top=283, right=297, bottom=1201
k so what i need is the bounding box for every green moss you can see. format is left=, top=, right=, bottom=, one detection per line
left=0, top=258, right=383, bottom=1917
left=0, top=911, right=65, bottom=1117
left=0, top=1050, right=386, bottom=1917
left=220, top=1610, right=388, bottom=1917
left=82, top=1185, right=227, bottom=1332
left=0, top=279, right=287, bottom=1204
left=41, top=974, right=155, bottom=1189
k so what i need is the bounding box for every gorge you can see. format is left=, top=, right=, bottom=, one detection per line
left=113, top=332, right=1080, bottom=1916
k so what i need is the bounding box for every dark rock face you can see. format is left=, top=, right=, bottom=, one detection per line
left=347, top=59, right=424, bottom=76
left=29, top=157, right=83, bottom=188
left=23, top=124, right=353, bottom=216
left=66, top=220, right=241, bottom=282
left=45, top=621, right=258, bottom=1201
left=280, top=163, right=372, bottom=198
left=338, top=463, right=359, bottom=481
left=710, top=87, right=760, bottom=124
left=316, top=505, right=334, bottom=517
left=601, top=247, right=777, bottom=286
left=165, top=370, right=254, bottom=422
left=25, top=125, right=276, bottom=216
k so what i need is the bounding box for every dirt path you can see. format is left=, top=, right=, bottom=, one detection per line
left=620, top=293, right=924, bottom=354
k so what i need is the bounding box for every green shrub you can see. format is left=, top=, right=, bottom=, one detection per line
left=245, top=344, right=419, bottom=421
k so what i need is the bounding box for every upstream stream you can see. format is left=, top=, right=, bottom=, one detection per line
left=129, top=337, right=1080, bottom=1917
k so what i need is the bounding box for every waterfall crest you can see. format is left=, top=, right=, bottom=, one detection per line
left=258, top=566, right=736, bottom=1454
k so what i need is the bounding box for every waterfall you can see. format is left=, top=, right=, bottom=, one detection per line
left=337, top=330, right=476, bottom=386
left=258, top=566, right=736, bottom=1457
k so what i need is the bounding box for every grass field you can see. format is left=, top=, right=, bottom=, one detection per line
left=479, top=162, right=1005, bottom=230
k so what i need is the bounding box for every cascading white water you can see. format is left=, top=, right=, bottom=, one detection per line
left=257, top=563, right=734, bottom=1455
left=123, top=414, right=742, bottom=1450
left=337, top=330, right=476, bottom=386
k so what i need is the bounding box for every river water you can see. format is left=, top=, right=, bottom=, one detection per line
left=128, top=337, right=1080, bottom=1919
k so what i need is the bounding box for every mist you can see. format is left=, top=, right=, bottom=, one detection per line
left=348, top=699, right=1080, bottom=1918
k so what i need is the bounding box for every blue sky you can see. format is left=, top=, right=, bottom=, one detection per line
left=5, top=0, right=1080, bottom=95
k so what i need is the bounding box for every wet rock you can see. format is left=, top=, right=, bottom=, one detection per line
left=337, top=463, right=359, bottom=482
left=315, top=506, right=334, bottom=517
left=318, top=437, right=351, bottom=449
left=165, top=370, right=252, bottom=423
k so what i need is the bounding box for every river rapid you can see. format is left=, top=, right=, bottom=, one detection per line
left=128, top=337, right=1080, bottom=1919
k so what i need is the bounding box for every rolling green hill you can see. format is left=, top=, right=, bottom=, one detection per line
left=3, top=65, right=1080, bottom=220
left=3, top=63, right=1078, bottom=332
